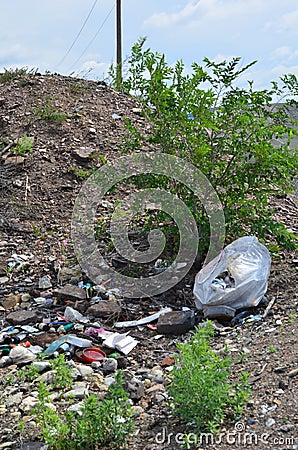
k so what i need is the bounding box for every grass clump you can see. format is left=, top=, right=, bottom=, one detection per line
left=167, top=321, right=250, bottom=434
left=10, top=135, right=34, bottom=155
left=33, top=371, right=134, bottom=450
left=0, top=67, right=37, bottom=83
left=33, top=97, right=68, bottom=123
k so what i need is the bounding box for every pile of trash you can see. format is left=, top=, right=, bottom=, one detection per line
left=0, top=236, right=272, bottom=370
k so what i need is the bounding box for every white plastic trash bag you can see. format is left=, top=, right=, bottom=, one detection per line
left=193, top=236, right=271, bottom=317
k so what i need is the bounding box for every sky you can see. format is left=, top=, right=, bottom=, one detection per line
left=1, top=0, right=298, bottom=90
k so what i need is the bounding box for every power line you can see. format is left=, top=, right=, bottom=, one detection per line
left=67, top=4, right=115, bottom=73
left=55, top=0, right=99, bottom=70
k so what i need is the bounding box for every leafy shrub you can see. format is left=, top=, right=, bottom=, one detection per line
left=110, top=38, right=298, bottom=255
left=167, top=322, right=250, bottom=433
left=33, top=372, right=134, bottom=449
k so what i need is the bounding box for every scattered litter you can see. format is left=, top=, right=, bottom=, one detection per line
left=103, top=333, right=139, bottom=355
left=64, top=306, right=89, bottom=324
left=115, top=307, right=172, bottom=328
left=44, top=335, right=92, bottom=355
left=82, top=348, right=106, bottom=362
left=194, top=236, right=271, bottom=320
left=10, top=346, right=36, bottom=365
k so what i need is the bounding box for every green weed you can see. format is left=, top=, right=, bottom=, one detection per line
left=10, top=135, right=34, bottom=155
left=0, top=67, right=37, bottom=83
left=33, top=372, right=134, bottom=449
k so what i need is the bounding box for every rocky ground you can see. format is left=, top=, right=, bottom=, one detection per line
left=0, top=72, right=297, bottom=450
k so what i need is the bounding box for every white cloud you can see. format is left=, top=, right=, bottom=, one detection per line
left=75, top=60, right=111, bottom=79
left=270, top=46, right=298, bottom=65
left=144, top=0, right=265, bottom=29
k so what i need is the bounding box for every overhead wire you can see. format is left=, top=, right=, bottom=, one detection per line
left=55, top=0, right=99, bottom=70
left=67, top=3, right=115, bottom=73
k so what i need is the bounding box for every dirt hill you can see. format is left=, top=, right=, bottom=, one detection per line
left=0, top=73, right=297, bottom=449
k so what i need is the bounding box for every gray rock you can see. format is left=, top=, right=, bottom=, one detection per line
left=72, top=147, right=95, bottom=160
left=76, top=365, right=94, bottom=378
left=156, top=310, right=195, bottom=335
left=0, top=276, right=9, bottom=284
left=58, top=265, right=82, bottom=283
left=265, top=418, right=276, bottom=428
left=122, top=372, right=144, bottom=400
left=5, top=392, right=23, bottom=407
left=38, top=276, right=52, bottom=289
left=104, top=377, right=115, bottom=387
left=35, top=370, right=56, bottom=385
left=101, top=358, right=118, bottom=374
left=87, top=300, right=121, bottom=318
left=32, top=361, right=52, bottom=373
left=6, top=309, right=38, bottom=325
left=64, top=382, right=88, bottom=399
left=20, top=396, right=38, bottom=412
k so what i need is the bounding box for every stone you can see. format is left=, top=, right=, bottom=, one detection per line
left=20, top=396, right=38, bottom=412
left=1, top=294, right=20, bottom=309
left=146, top=384, right=165, bottom=394
left=68, top=402, right=84, bottom=413
left=58, top=265, right=82, bottom=283
left=56, top=284, right=86, bottom=302
left=156, top=310, right=195, bottom=335
left=5, top=392, right=23, bottom=407
left=38, top=276, right=52, bottom=289
left=64, top=306, right=88, bottom=323
left=122, top=372, right=144, bottom=400
left=101, top=358, right=118, bottom=374
left=6, top=310, right=37, bottom=325
left=265, top=418, right=276, bottom=428
left=72, top=147, right=95, bottom=160
left=64, top=382, right=88, bottom=399
left=31, top=361, right=51, bottom=373
left=3, top=156, right=24, bottom=166
left=104, top=377, right=115, bottom=387
left=34, top=370, right=56, bottom=385
left=288, top=368, right=298, bottom=378
left=0, top=276, right=9, bottom=284
left=76, top=365, right=94, bottom=378
left=87, top=300, right=121, bottom=318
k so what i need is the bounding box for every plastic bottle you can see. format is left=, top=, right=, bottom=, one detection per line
left=44, top=335, right=92, bottom=355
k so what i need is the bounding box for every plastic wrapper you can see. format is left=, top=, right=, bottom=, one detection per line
left=193, top=236, right=271, bottom=318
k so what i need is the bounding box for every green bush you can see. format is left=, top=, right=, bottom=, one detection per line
left=110, top=38, right=298, bottom=256
left=33, top=372, right=134, bottom=449
left=167, top=322, right=250, bottom=433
